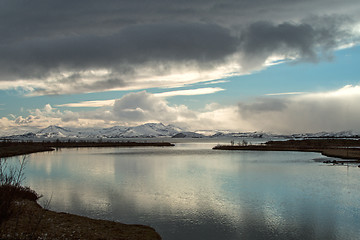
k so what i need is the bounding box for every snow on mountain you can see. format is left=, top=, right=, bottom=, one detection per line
left=172, top=132, right=205, bottom=138
left=2, top=123, right=360, bottom=140
left=98, top=126, right=130, bottom=138
left=1, top=123, right=189, bottom=139
left=36, top=125, right=75, bottom=138
left=123, top=123, right=182, bottom=138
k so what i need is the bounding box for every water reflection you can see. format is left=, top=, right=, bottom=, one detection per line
left=20, top=144, right=360, bottom=240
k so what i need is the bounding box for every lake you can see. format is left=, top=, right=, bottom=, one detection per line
left=15, top=139, right=360, bottom=240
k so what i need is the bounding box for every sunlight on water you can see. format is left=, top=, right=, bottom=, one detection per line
left=13, top=140, right=360, bottom=240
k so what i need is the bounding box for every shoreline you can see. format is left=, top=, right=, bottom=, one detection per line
left=1, top=199, right=162, bottom=240
left=0, top=141, right=175, bottom=158
left=213, top=139, right=360, bottom=164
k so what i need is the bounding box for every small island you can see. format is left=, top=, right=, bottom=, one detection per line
left=213, top=139, right=360, bottom=164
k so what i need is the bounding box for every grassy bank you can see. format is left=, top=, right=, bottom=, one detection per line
left=213, top=139, right=360, bottom=163
left=0, top=140, right=175, bottom=158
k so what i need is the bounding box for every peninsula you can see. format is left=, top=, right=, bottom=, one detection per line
left=213, top=139, right=360, bottom=164
left=0, top=140, right=175, bottom=158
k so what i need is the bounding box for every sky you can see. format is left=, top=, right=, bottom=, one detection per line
left=1, top=0, right=360, bottom=135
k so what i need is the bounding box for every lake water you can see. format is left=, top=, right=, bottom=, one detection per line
left=14, top=139, right=360, bottom=239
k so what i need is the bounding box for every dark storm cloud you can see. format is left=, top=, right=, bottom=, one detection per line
left=0, top=18, right=351, bottom=79
left=2, top=1, right=358, bottom=40
left=0, top=0, right=359, bottom=94
left=0, top=22, right=238, bottom=79
left=239, top=16, right=353, bottom=69
left=34, top=77, right=128, bottom=96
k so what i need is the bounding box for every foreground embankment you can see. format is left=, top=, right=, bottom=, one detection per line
left=213, top=139, right=360, bottom=163
left=1, top=198, right=161, bottom=240
left=0, top=140, right=175, bottom=158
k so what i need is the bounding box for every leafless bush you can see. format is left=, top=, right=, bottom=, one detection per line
left=0, top=156, right=40, bottom=225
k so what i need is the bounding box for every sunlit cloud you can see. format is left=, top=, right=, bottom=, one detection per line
left=203, top=80, right=229, bottom=85
left=154, top=87, right=225, bottom=98
left=56, top=87, right=225, bottom=108
left=56, top=100, right=115, bottom=108
left=303, top=84, right=360, bottom=98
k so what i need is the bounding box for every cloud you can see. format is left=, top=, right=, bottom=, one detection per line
left=154, top=87, right=225, bottom=98
left=103, top=91, right=245, bottom=130
left=113, top=91, right=197, bottom=123
left=204, top=80, right=229, bottom=85
left=2, top=85, right=360, bottom=135
left=238, top=16, right=354, bottom=70
left=237, top=85, right=360, bottom=133
left=0, top=22, right=237, bottom=76
left=0, top=22, right=238, bottom=95
left=58, top=85, right=360, bottom=133
left=239, top=98, right=289, bottom=115
left=56, top=87, right=224, bottom=108
left=0, top=91, right=241, bottom=135
left=0, top=1, right=358, bottom=95
left=57, top=100, right=115, bottom=108
left=61, top=111, right=79, bottom=122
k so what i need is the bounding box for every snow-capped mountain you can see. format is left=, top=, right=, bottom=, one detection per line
left=2, top=123, right=360, bottom=140
left=2, top=123, right=188, bottom=139
left=36, top=125, right=75, bottom=138
left=172, top=132, right=205, bottom=138
left=120, top=123, right=183, bottom=138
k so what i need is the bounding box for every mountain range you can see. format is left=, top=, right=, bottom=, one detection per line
left=5, top=123, right=184, bottom=139
left=1, top=123, right=360, bottom=140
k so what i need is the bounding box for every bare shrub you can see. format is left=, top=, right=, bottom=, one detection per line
left=0, top=156, right=41, bottom=225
